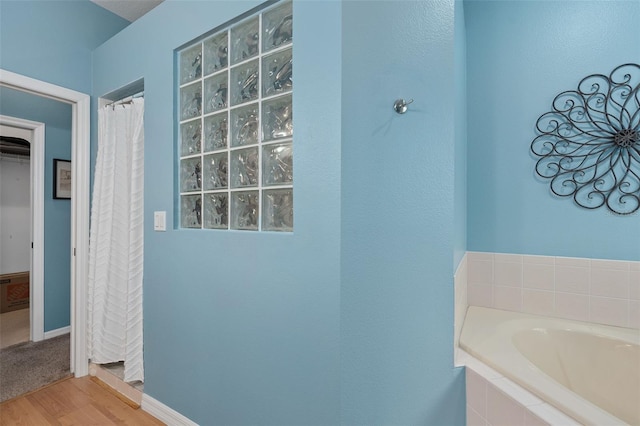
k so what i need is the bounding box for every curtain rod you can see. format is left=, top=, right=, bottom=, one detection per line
left=105, top=91, right=144, bottom=108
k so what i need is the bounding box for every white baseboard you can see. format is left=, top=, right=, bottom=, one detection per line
left=142, top=393, right=198, bottom=426
left=43, top=326, right=70, bottom=339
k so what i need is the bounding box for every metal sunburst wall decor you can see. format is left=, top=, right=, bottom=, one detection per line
left=530, top=63, right=640, bottom=215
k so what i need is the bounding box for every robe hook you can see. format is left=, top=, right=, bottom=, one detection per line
left=393, top=98, right=414, bottom=114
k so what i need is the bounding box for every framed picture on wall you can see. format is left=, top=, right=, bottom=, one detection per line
left=53, top=159, right=71, bottom=199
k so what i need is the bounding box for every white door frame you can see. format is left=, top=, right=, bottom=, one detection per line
left=0, top=116, right=45, bottom=342
left=0, top=69, right=90, bottom=377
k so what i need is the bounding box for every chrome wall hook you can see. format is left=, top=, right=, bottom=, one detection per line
left=393, top=98, right=414, bottom=114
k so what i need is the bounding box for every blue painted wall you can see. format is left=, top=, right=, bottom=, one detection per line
left=0, top=0, right=128, bottom=331
left=454, top=0, right=468, bottom=270
left=93, top=1, right=341, bottom=424
left=341, top=1, right=464, bottom=424
left=43, top=128, right=72, bottom=331
left=0, top=87, right=72, bottom=332
left=0, top=0, right=129, bottom=331
left=92, top=0, right=465, bottom=424
left=466, top=0, right=640, bottom=261
left=0, top=0, right=128, bottom=92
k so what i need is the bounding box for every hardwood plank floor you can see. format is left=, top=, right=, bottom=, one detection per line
left=0, top=376, right=164, bottom=425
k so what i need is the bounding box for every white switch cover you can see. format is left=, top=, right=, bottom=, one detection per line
left=154, top=211, right=166, bottom=231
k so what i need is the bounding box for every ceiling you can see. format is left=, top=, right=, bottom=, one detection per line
left=90, top=0, right=164, bottom=22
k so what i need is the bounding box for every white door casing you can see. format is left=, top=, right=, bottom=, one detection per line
left=0, top=117, right=45, bottom=342
left=0, top=69, right=90, bottom=377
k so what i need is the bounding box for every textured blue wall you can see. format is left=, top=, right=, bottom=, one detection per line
left=0, top=88, right=72, bottom=332
left=466, top=0, right=640, bottom=261
left=43, top=128, right=72, bottom=331
left=341, top=1, right=465, bottom=424
left=454, top=0, right=468, bottom=270
left=93, top=0, right=465, bottom=423
left=93, top=1, right=341, bottom=424
left=0, top=0, right=128, bottom=331
left=0, top=0, right=128, bottom=92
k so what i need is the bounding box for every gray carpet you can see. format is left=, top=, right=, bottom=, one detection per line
left=0, top=333, right=71, bottom=402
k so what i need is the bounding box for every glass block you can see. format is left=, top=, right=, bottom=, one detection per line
left=204, top=72, right=228, bottom=114
left=180, top=44, right=202, bottom=84
left=180, top=120, right=201, bottom=156
left=180, top=82, right=202, bottom=121
left=262, top=48, right=292, bottom=97
left=203, top=32, right=228, bottom=75
left=231, top=191, right=259, bottom=230
left=230, top=60, right=259, bottom=106
left=263, top=1, right=292, bottom=52
left=262, top=94, right=292, bottom=141
left=204, top=112, right=227, bottom=152
left=230, top=17, right=259, bottom=65
left=203, top=152, right=228, bottom=190
left=180, top=157, right=202, bottom=192
left=204, top=193, right=228, bottom=229
left=230, top=147, right=259, bottom=188
left=181, top=194, right=202, bottom=228
left=230, top=103, right=259, bottom=147
left=263, top=143, right=292, bottom=186
left=262, top=189, right=293, bottom=232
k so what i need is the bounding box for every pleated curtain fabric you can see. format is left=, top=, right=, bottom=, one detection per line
left=88, top=98, right=144, bottom=383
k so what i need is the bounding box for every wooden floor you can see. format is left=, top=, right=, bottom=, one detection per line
left=0, top=309, right=30, bottom=349
left=0, top=376, right=164, bottom=425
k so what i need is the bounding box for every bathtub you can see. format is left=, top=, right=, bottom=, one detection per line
left=460, top=307, right=640, bottom=426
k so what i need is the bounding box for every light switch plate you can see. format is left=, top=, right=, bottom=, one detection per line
left=153, top=211, right=166, bottom=231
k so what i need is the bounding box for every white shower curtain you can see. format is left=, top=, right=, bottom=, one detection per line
left=88, top=98, right=144, bottom=383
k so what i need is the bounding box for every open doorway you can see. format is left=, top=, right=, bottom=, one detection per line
left=0, top=114, right=46, bottom=345
left=0, top=68, right=91, bottom=377
left=1, top=90, right=72, bottom=349
left=0, top=125, right=33, bottom=349
left=0, top=116, right=74, bottom=403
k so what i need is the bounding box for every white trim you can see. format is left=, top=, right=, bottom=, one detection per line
left=0, top=68, right=90, bottom=377
left=89, top=362, right=143, bottom=406
left=0, top=115, right=45, bottom=343
left=44, top=326, right=70, bottom=339
left=142, top=394, right=199, bottom=426
left=71, top=97, right=91, bottom=377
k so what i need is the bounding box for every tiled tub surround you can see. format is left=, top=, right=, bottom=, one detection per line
left=454, top=255, right=468, bottom=355
left=454, top=252, right=640, bottom=425
left=460, top=307, right=639, bottom=426
left=466, top=252, right=640, bottom=329
left=461, top=350, right=580, bottom=426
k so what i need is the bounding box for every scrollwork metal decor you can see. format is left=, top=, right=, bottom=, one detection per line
left=531, top=63, right=640, bottom=215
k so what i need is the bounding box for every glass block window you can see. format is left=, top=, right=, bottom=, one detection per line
left=178, top=1, right=293, bottom=232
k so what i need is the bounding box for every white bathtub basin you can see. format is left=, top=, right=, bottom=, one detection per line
left=460, top=306, right=640, bottom=426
